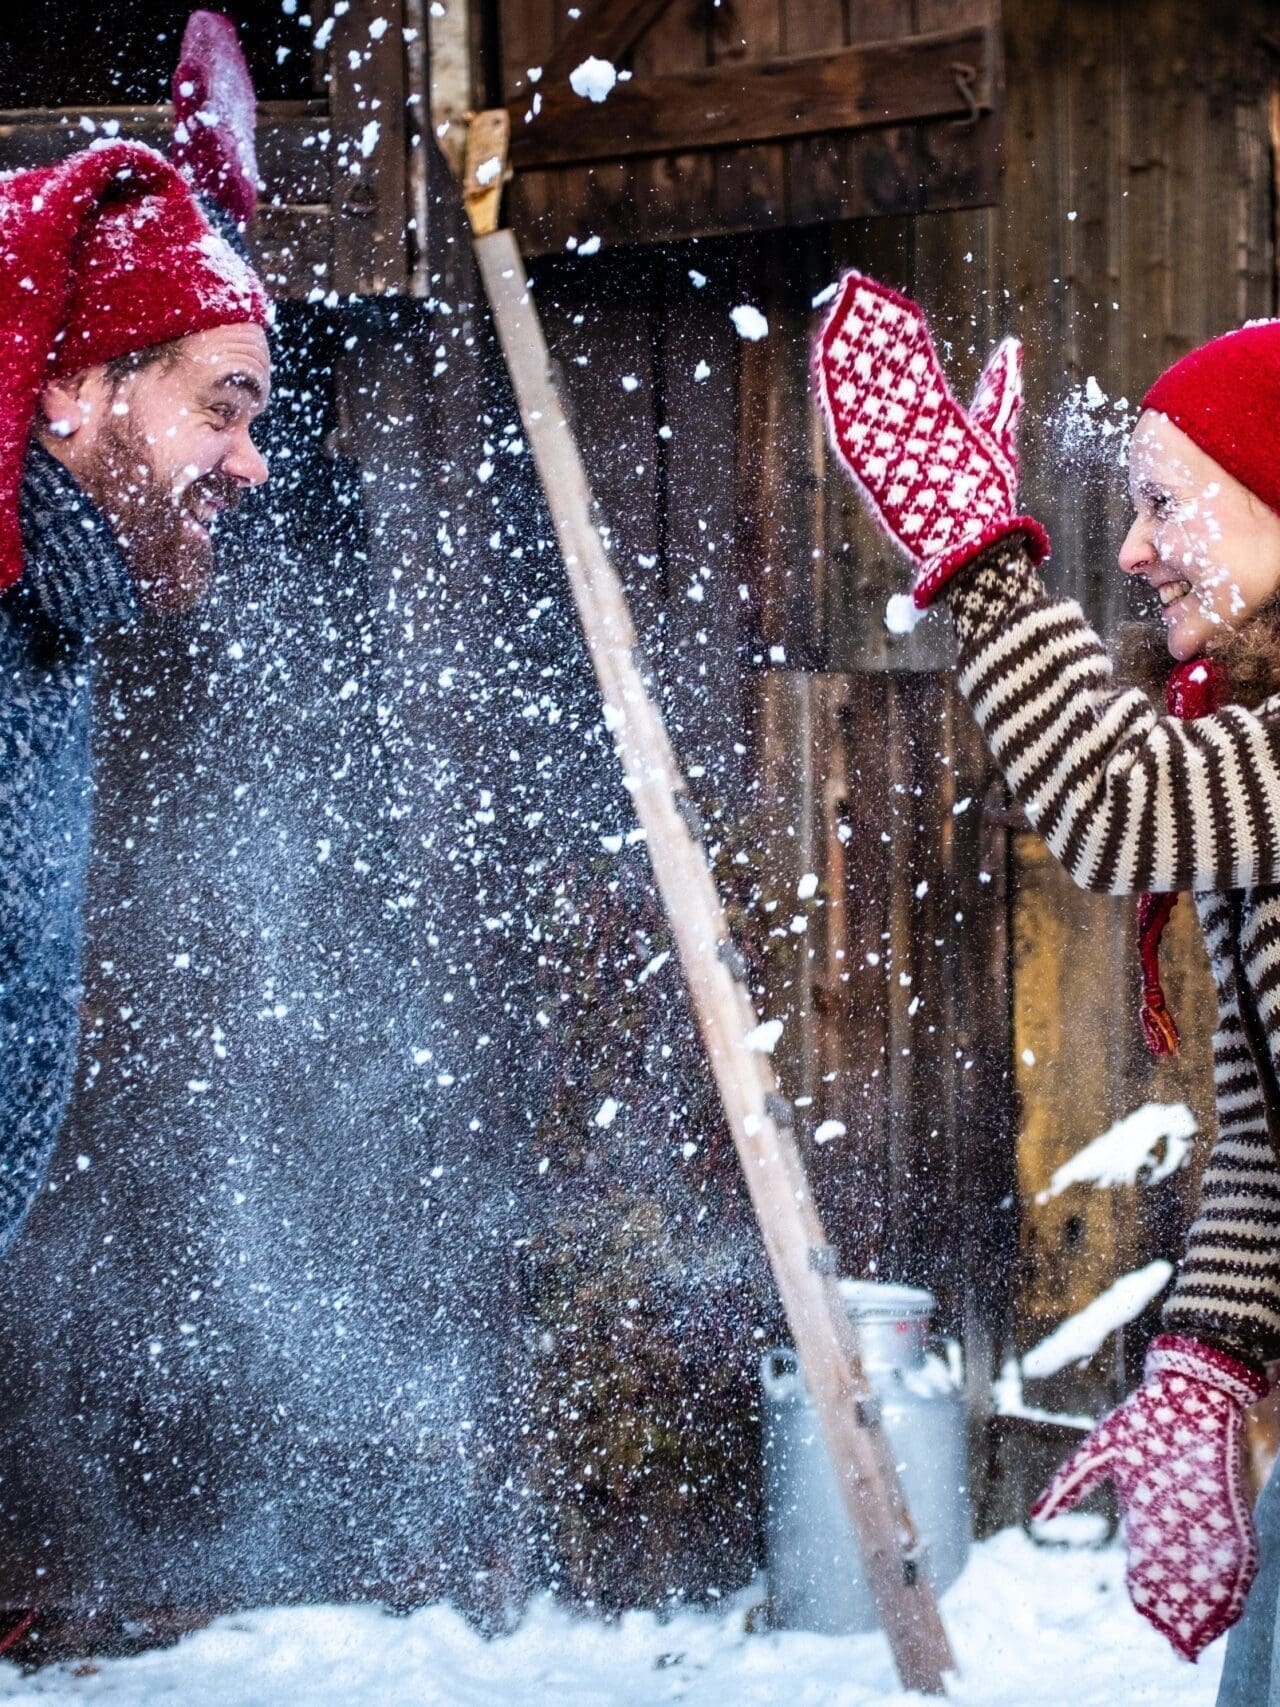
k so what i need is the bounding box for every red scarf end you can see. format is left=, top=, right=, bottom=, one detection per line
left=1140, top=983, right=1181, bottom=1056
left=1138, top=889, right=1181, bottom=1057
left=1132, top=658, right=1226, bottom=1056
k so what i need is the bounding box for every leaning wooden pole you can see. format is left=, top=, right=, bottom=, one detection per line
left=461, top=119, right=955, bottom=1697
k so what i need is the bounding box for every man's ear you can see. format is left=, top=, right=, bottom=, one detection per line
left=36, top=372, right=93, bottom=443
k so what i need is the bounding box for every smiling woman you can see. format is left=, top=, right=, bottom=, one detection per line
left=818, top=279, right=1280, bottom=1687
left=1118, top=411, right=1280, bottom=662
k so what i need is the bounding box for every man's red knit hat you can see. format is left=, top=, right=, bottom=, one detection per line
left=0, top=139, right=270, bottom=590
left=1143, top=322, right=1280, bottom=514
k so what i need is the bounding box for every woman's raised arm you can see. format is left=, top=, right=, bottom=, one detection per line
left=949, top=541, right=1280, bottom=895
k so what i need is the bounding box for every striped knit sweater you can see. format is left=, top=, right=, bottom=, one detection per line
left=949, top=539, right=1280, bottom=1371
left=0, top=444, right=138, bottom=1252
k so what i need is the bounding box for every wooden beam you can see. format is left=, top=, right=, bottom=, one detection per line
left=426, top=0, right=475, bottom=178
left=0, top=103, right=335, bottom=298
left=464, top=108, right=510, bottom=236
left=510, top=25, right=992, bottom=169
left=0, top=102, right=328, bottom=198
left=328, top=0, right=410, bottom=295
left=536, top=0, right=679, bottom=88
left=472, top=221, right=956, bottom=1697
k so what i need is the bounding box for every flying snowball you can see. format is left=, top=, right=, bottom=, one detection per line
left=745, top=1018, right=783, bottom=1054
left=730, top=304, right=769, bottom=341
left=570, top=57, right=617, bottom=102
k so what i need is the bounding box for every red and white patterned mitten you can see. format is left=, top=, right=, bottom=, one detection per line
left=1031, top=1335, right=1268, bottom=1662
left=814, top=271, right=1049, bottom=608
left=172, top=11, right=260, bottom=227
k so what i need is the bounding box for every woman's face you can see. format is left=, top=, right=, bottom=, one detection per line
left=1118, top=411, right=1280, bottom=660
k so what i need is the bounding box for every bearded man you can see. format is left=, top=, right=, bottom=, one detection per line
left=0, top=136, right=270, bottom=1250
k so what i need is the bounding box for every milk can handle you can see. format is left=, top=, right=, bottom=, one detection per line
left=760, top=1348, right=800, bottom=1402
left=927, top=1332, right=965, bottom=1386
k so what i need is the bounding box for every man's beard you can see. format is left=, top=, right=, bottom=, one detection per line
left=79, top=417, right=240, bottom=614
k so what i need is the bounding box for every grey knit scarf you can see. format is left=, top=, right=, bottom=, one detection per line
left=14, top=442, right=139, bottom=636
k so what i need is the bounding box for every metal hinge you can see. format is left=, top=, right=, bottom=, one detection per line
left=716, top=937, right=748, bottom=981
left=765, top=1091, right=795, bottom=1130
left=674, top=792, right=705, bottom=842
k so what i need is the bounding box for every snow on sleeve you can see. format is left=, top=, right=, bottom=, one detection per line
left=1021, top=1260, right=1174, bottom=1379
left=1036, top=1102, right=1196, bottom=1202
left=569, top=57, right=617, bottom=102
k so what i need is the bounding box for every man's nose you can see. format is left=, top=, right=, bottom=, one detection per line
left=1117, top=517, right=1152, bottom=576
left=222, top=428, right=269, bottom=488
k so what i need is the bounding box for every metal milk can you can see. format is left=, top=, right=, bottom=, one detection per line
left=760, top=1279, right=971, bottom=1633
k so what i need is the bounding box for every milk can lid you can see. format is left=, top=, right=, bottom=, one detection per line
left=837, top=1278, right=935, bottom=1320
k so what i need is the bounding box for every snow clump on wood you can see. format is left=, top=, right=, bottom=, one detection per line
left=570, top=57, right=617, bottom=102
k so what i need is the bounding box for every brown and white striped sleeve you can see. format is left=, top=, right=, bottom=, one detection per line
left=947, top=542, right=1280, bottom=896
left=1161, top=911, right=1280, bottom=1367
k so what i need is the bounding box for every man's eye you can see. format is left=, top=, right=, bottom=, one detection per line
left=210, top=403, right=237, bottom=426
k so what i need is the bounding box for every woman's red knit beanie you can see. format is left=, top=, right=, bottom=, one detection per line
left=1143, top=322, right=1280, bottom=513
left=0, top=140, right=271, bottom=591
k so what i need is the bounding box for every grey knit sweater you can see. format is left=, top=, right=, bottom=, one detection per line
left=950, top=541, right=1280, bottom=1371
left=0, top=444, right=138, bottom=1251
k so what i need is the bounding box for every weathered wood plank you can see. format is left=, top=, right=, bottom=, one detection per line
left=630, top=0, right=716, bottom=245
left=536, top=0, right=680, bottom=85
left=509, top=27, right=995, bottom=168
left=500, top=0, right=563, bottom=249
left=657, top=252, right=749, bottom=803
left=780, top=0, right=852, bottom=230
left=251, top=206, right=335, bottom=298
left=477, top=228, right=956, bottom=1692
left=734, top=249, right=823, bottom=671
left=426, top=0, right=478, bottom=177
left=328, top=0, right=410, bottom=294
left=0, top=103, right=329, bottom=203
left=708, top=0, right=786, bottom=233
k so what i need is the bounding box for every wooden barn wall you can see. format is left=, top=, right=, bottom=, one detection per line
left=0, top=0, right=1266, bottom=1593
left=521, top=0, right=1277, bottom=1505
left=496, top=0, right=1001, bottom=253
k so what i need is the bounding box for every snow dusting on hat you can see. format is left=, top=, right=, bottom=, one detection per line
left=0, top=140, right=271, bottom=590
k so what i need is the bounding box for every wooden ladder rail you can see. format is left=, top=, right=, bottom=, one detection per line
left=460, top=111, right=955, bottom=1696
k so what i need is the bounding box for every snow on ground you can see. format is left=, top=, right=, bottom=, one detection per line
left=0, top=1525, right=1223, bottom=1705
